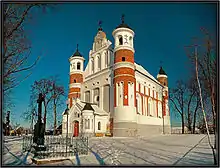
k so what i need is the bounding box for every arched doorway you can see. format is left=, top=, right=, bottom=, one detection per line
left=73, top=121, right=79, bottom=137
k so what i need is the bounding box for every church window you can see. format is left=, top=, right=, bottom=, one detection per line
left=78, top=113, right=80, bottom=118
left=77, top=62, right=81, bottom=70
left=96, top=96, right=99, bottom=102
left=98, top=121, right=101, bottom=130
left=85, top=119, right=90, bottom=129
left=136, top=99, right=138, bottom=113
left=91, top=59, right=94, bottom=73
left=119, top=35, right=123, bottom=45
left=105, top=52, right=108, bottom=67
left=97, top=56, right=101, bottom=70
left=74, top=79, right=76, bottom=83
left=148, top=98, right=151, bottom=116
left=164, top=82, right=166, bottom=86
left=88, top=119, right=90, bottom=129
left=122, top=57, right=125, bottom=61
left=129, top=36, right=132, bottom=46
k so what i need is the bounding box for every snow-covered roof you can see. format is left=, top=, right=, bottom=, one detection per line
left=62, top=99, right=108, bottom=116
left=134, top=63, right=160, bottom=84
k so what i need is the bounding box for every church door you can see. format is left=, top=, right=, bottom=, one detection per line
left=73, top=121, right=79, bottom=137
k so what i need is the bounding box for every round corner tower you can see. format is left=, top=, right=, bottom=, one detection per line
left=68, top=44, right=85, bottom=108
left=157, top=67, right=171, bottom=133
left=112, top=15, right=137, bottom=137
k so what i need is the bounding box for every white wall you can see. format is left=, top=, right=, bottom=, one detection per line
left=137, top=115, right=163, bottom=125
left=94, top=115, right=108, bottom=133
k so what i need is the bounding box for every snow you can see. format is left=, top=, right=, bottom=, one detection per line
left=2, top=134, right=215, bottom=166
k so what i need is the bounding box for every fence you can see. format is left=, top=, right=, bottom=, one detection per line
left=22, top=135, right=88, bottom=159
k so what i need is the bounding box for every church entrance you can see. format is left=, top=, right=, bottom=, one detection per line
left=73, top=121, right=79, bottom=137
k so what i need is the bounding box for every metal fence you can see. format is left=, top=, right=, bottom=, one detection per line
left=22, top=135, right=88, bottom=159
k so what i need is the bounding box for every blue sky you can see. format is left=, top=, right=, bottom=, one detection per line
left=7, top=3, right=216, bottom=128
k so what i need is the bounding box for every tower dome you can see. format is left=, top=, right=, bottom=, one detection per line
left=157, top=66, right=168, bottom=87
left=115, top=14, right=133, bottom=30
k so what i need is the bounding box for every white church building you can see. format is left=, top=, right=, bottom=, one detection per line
left=62, top=16, right=171, bottom=137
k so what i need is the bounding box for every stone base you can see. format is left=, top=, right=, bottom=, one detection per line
left=137, top=124, right=163, bottom=136
left=163, top=125, right=171, bottom=134
left=31, top=157, right=70, bottom=165
left=113, top=122, right=171, bottom=137
left=113, top=122, right=137, bottom=137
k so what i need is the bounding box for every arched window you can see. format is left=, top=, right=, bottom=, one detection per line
left=85, top=119, right=90, bottom=129
left=122, top=57, right=125, bottom=61
left=95, top=95, right=100, bottom=106
left=105, top=52, right=108, bottom=67
left=97, top=56, right=101, bottom=70
left=77, top=62, right=81, bottom=70
left=136, top=94, right=141, bottom=114
left=96, top=96, right=99, bottom=102
left=98, top=121, right=101, bottom=130
left=148, top=98, right=152, bottom=116
left=129, top=36, right=132, bottom=46
left=119, top=35, right=123, bottom=45
left=72, top=63, right=76, bottom=70
left=91, top=59, right=94, bottom=73
left=74, top=79, right=76, bottom=83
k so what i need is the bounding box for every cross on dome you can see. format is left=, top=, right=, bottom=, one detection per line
left=98, top=20, right=103, bottom=31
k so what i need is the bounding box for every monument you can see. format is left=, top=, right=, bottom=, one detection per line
left=33, top=93, right=46, bottom=152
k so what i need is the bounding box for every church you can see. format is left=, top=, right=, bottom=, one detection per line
left=62, top=16, right=171, bottom=137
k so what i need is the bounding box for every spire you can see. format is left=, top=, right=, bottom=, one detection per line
left=76, top=44, right=79, bottom=52
left=72, top=43, right=83, bottom=57
left=159, top=66, right=167, bottom=76
left=116, top=14, right=132, bottom=30
left=98, top=20, right=103, bottom=31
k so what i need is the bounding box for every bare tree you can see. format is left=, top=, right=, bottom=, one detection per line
left=185, top=27, right=216, bottom=147
left=169, top=80, right=187, bottom=134
left=194, top=45, right=217, bottom=165
left=30, top=78, right=54, bottom=130
left=2, top=3, right=52, bottom=92
left=29, top=76, right=65, bottom=131
left=52, top=81, right=65, bottom=135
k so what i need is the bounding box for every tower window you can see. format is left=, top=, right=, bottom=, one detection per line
left=119, top=36, right=123, bottom=45
left=122, top=57, right=125, bottom=61
left=98, top=121, right=101, bottom=130
left=164, top=82, right=166, bottom=86
left=77, top=62, right=81, bottom=70
left=74, top=79, right=76, bottom=83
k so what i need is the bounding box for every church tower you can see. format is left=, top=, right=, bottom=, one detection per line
left=68, top=44, right=85, bottom=108
left=157, top=67, right=171, bottom=133
left=112, top=15, right=137, bottom=137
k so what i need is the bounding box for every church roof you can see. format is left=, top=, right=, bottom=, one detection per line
left=115, top=14, right=133, bottom=30
left=159, top=67, right=167, bottom=75
left=82, top=103, right=94, bottom=111
left=116, top=23, right=132, bottom=30
left=71, top=44, right=83, bottom=57
left=135, top=63, right=158, bottom=83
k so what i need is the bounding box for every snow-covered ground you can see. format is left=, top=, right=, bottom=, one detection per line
left=2, top=134, right=216, bottom=166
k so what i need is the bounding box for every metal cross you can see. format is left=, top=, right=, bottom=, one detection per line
left=76, top=44, right=79, bottom=51
left=121, top=14, right=125, bottom=23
